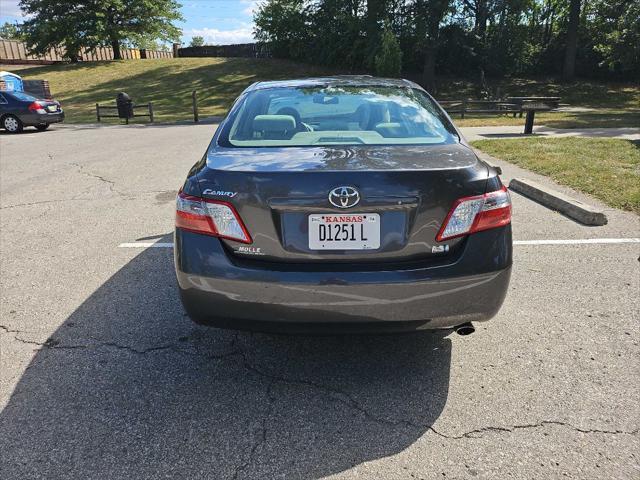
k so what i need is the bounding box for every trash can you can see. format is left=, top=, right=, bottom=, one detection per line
left=116, top=92, right=134, bottom=121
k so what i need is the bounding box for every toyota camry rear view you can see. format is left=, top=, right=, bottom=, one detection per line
left=174, top=77, right=512, bottom=334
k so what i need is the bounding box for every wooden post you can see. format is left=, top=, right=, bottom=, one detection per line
left=148, top=102, right=154, bottom=123
left=96, top=103, right=101, bottom=122
left=461, top=99, right=467, bottom=119
left=192, top=90, right=199, bottom=122
left=524, top=110, right=535, bottom=134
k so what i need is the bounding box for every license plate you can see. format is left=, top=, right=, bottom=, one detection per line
left=46, top=105, right=57, bottom=112
left=308, top=213, right=380, bottom=250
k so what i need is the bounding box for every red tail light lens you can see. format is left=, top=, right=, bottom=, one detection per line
left=28, top=101, right=47, bottom=114
left=436, top=186, right=511, bottom=242
left=176, top=192, right=252, bottom=243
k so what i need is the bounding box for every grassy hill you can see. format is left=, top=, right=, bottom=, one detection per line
left=9, top=58, right=337, bottom=123
left=8, top=58, right=640, bottom=127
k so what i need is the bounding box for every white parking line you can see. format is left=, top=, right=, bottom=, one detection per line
left=513, top=238, right=640, bottom=245
left=118, top=238, right=640, bottom=249
left=119, top=242, right=174, bottom=248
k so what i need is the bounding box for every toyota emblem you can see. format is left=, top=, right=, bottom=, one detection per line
left=329, top=186, right=360, bottom=209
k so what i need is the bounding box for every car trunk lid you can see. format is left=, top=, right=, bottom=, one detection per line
left=197, top=144, right=489, bottom=263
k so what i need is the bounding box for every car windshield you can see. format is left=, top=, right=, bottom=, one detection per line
left=7, top=91, right=38, bottom=102
left=221, top=85, right=458, bottom=147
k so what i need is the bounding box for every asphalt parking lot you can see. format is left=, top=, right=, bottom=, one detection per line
left=1, top=124, right=639, bottom=479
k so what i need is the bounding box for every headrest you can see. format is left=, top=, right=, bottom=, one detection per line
left=375, top=122, right=407, bottom=138
left=253, top=115, right=296, bottom=132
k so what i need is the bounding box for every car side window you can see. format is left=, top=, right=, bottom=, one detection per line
left=0, top=94, right=8, bottom=105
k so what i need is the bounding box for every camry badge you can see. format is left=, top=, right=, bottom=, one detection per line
left=329, top=186, right=360, bottom=209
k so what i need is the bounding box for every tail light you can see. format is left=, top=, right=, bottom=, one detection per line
left=436, top=186, right=511, bottom=242
left=28, top=101, right=47, bottom=114
left=176, top=191, right=252, bottom=244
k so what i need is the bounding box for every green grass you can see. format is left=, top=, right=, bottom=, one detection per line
left=7, top=59, right=640, bottom=127
left=10, top=58, right=337, bottom=123
left=455, top=110, right=640, bottom=128
left=472, top=137, right=640, bottom=213
left=433, top=76, right=640, bottom=109
left=427, top=75, right=640, bottom=129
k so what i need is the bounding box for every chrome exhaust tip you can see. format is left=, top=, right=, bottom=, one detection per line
left=454, top=322, right=475, bottom=336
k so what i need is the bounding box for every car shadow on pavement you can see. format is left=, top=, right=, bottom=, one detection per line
left=1, top=238, right=452, bottom=479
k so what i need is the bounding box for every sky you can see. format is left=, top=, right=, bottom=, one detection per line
left=0, top=0, right=259, bottom=45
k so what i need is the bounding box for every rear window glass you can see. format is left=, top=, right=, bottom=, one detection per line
left=6, top=92, right=38, bottom=102
left=219, top=86, right=457, bottom=147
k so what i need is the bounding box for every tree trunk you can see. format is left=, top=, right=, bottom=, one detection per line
left=418, top=0, right=449, bottom=92
left=366, top=0, right=383, bottom=67
left=475, top=0, right=488, bottom=36
left=111, top=38, right=122, bottom=60
left=422, top=44, right=437, bottom=92
left=562, top=0, right=581, bottom=81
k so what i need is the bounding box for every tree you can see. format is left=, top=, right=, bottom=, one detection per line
left=20, top=1, right=95, bottom=62
left=19, top=0, right=182, bottom=61
left=589, top=0, right=640, bottom=76
left=366, top=0, right=385, bottom=67
left=254, top=0, right=637, bottom=82
left=133, top=35, right=161, bottom=51
left=254, top=0, right=310, bottom=60
left=414, top=0, right=452, bottom=91
left=562, top=0, right=581, bottom=80
left=190, top=35, right=204, bottom=47
left=462, top=0, right=497, bottom=36
left=374, top=23, right=402, bottom=76
left=95, top=1, right=183, bottom=60
left=0, top=22, right=24, bottom=40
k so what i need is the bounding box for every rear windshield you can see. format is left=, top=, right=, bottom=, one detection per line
left=219, top=86, right=458, bottom=147
left=6, top=92, right=37, bottom=102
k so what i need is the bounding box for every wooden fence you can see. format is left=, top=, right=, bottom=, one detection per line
left=0, top=40, right=173, bottom=64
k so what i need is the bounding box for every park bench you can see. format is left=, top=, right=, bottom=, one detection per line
left=439, top=97, right=560, bottom=134
left=438, top=99, right=521, bottom=118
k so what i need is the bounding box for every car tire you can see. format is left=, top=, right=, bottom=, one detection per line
left=2, top=115, right=23, bottom=133
left=35, top=123, right=50, bottom=131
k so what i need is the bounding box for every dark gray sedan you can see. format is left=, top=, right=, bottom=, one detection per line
left=0, top=91, right=64, bottom=133
left=175, top=77, right=512, bottom=335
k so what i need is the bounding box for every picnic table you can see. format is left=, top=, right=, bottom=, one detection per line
left=517, top=99, right=558, bottom=134
left=506, top=96, right=561, bottom=109
left=439, top=96, right=561, bottom=134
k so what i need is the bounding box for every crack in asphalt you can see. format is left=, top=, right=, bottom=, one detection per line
left=4, top=326, right=638, bottom=448
left=439, top=421, right=639, bottom=439
left=230, top=379, right=277, bottom=480
left=0, top=325, right=242, bottom=358
left=0, top=198, right=78, bottom=210
left=0, top=325, right=21, bottom=334
left=1, top=189, right=177, bottom=209
left=71, top=162, right=118, bottom=193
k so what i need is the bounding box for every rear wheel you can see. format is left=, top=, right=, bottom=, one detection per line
left=2, top=115, right=23, bottom=133
left=35, top=123, right=50, bottom=131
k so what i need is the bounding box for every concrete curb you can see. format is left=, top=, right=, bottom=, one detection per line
left=509, top=178, right=608, bottom=226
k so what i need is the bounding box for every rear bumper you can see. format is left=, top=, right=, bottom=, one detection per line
left=19, top=111, right=64, bottom=125
left=175, top=226, right=512, bottom=333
